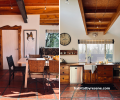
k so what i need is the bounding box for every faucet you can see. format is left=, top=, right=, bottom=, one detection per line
left=88, top=56, right=92, bottom=63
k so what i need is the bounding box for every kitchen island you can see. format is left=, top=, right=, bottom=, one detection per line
left=60, top=63, right=119, bottom=84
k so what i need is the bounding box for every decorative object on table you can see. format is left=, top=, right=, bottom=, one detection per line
left=39, top=47, right=44, bottom=58
left=60, top=33, right=71, bottom=46
left=24, top=30, right=37, bottom=57
left=53, top=55, right=59, bottom=61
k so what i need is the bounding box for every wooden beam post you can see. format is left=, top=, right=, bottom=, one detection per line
left=16, top=0, right=27, bottom=23
left=78, top=0, right=88, bottom=35
left=104, top=4, right=120, bottom=35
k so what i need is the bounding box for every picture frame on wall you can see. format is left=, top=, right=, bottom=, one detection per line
left=24, top=30, right=37, bottom=57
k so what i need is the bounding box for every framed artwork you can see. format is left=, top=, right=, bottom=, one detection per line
left=24, top=30, right=37, bottom=57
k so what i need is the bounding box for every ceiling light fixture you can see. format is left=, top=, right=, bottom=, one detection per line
left=9, top=0, right=13, bottom=9
left=44, top=6, right=46, bottom=10
left=65, top=0, right=69, bottom=4
left=44, top=0, right=47, bottom=10
left=11, top=6, right=13, bottom=9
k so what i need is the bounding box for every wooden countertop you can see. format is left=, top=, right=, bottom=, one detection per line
left=60, top=62, right=115, bottom=66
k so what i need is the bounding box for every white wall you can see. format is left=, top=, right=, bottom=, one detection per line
left=40, top=25, right=59, bottom=47
left=0, top=15, right=40, bottom=58
left=60, top=0, right=120, bottom=62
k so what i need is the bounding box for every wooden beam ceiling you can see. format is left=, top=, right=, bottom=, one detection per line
left=78, top=0, right=88, bottom=35
left=78, top=0, right=120, bottom=35
left=0, top=0, right=59, bottom=25
left=16, top=0, right=27, bottom=23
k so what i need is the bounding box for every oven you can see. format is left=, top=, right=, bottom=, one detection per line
left=113, top=65, right=120, bottom=78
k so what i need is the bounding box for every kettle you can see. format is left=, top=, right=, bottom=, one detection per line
left=60, top=58, right=66, bottom=63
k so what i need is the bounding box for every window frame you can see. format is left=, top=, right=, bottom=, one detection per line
left=78, top=44, right=114, bottom=63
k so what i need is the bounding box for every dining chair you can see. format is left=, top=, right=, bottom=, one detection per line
left=47, top=60, right=59, bottom=90
left=28, top=59, right=45, bottom=90
left=6, top=55, right=26, bottom=85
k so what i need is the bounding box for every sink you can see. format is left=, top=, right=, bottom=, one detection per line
left=84, top=64, right=97, bottom=73
left=84, top=65, right=93, bottom=70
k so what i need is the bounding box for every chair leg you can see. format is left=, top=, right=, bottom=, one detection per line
left=13, top=72, right=14, bottom=79
left=9, top=72, right=11, bottom=85
left=22, top=72, right=25, bottom=84
left=43, top=73, right=45, bottom=93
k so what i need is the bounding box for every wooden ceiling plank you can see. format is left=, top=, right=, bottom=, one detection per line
left=86, top=18, right=111, bottom=22
left=0, top=6, right=59, bottom=15
left=104, top=4, right=120, bottom=34
left=40, top=20, right=59, bottom=24
left=84, top=9, right=116, bottom=13
left=40, top=14, right=59, bottom=20
left=87, top=25, right=108, bottom=27
left=88, top=29, right=105, bottom=31
left=78, top=0, right=88, bottom=35
left=0, top=0, right=59, bottom=6
left=87, top=27, right=106, bottom=29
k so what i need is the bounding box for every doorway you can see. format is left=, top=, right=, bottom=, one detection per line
left=0, top=25, right=21, bottom=70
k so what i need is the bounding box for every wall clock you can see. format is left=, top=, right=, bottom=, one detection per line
left=60, top=33, right=71, bottom=46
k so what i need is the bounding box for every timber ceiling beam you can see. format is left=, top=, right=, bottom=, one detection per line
left=78, top=0, right=88, bottom=35
left=16, top=0, right=27, bottom=23
left=104, top=4, right=120, bottom=35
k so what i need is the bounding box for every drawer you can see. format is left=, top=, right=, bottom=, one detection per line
left=113, top=78, right=120, bottom=83
left=60, top=75, right=69, bottom=83
left=97, top=77, right=113, bottom=83
left=97, top=71, right=113, bottom=77
left=60, top=69, right=69, bottom=75
left=60, top=65, right=69, bottom=70
left=97, top=65, right=113, bottom=71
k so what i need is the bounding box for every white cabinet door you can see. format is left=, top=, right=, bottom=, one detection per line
left=2, top=30, right=18, bottom=69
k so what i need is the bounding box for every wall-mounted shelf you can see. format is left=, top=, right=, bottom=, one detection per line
left=60, top=50, right=77, bottom=55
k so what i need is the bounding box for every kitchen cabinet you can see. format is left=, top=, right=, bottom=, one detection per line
left=97, top=65, right=113, bottom=83
left=83, top=70, right=97, bottom=83
left=113, top=78, right=120, bottom=82
left=60, top=64, right=70, bottom=84
left=83, top=65, right=113, bottom=83
left=83, top=70, right=91, bottom=83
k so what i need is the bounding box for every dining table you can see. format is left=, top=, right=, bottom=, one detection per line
left=17, top=58, right=51, bottom=88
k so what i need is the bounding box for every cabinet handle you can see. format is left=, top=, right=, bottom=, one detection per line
left=104, top=67, right=106, bottom=69
left=62, top=67, right=64, bottom=69
left=104, top=78, right=106, bottom=80
left=63, top=78, right=64, bottom=80
left=63, top=72, right=64, bottom=74
left=104, top=73, right=106, bottom=74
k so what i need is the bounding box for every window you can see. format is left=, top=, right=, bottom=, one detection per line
left=45, top=33, right=59, bottom=48
left=106, top=44, right=113, bottom=62
left=78, top=39, right=114, bottom=63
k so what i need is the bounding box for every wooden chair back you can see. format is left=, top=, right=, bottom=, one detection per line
left=28, top=60, right=45, bottom=73
left=6, top=55, right=15, bottom=71
left=49, top=60, right=59, bottom=73
left=29, top=55, right=40, bottom=58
